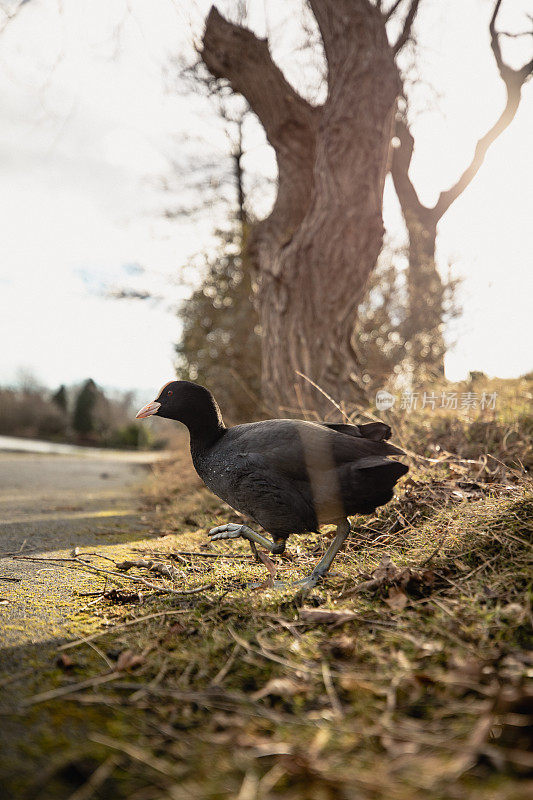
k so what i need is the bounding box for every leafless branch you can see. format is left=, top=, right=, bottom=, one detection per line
left=201, top=5, right=319, bottom=252
left=433, top=0, right=533, bottom=220
left=390, top=116, right=427, bottom=224
left=392, top=0, right=533, bottom=225
left=0, top=0, right=29, bottom=34
left=201, top=7, right=316, bottom=156
left=393, top=0, right=421, bottom=54
left=385, top=0, right=404, bottom=23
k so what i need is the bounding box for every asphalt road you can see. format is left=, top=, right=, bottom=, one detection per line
left=0, top=444, right=160, bottom=656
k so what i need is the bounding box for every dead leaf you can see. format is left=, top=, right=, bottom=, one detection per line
left=104, top=588, right=142, bottom=604
left=299, top=607, right=357, bottom=625
left=346, top=554, right=443, bottom=602
left=160, top=621, right=187, bottom=642
left=384, top=586, right=408, bottom=611
left=115, top=650, right=144, bottom=672
left=339, top=675, right=384, bottom=695
left=251, top=677, right=307, bottom=701
left=56, top=653, right=75, bottom=670
left=327, top=635, right=356, bottom=659
left=116, top=559, right=153, bottom=571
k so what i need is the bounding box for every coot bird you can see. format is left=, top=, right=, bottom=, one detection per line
left=137, top=380, right=408, bottom=590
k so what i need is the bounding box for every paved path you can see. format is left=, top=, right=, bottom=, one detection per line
left=0, top=443, right=162, bottom=656
left=0, top=442, right=167, bottom=793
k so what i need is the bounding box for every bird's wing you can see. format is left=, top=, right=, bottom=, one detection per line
left=320, top=421, right=392, bottom=441
left=229, top=420, right=404, bottom=483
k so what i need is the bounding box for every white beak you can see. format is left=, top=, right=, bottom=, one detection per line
left=136, top=401, right=161, bottom=419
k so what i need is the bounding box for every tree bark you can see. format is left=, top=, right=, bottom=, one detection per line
left=403, top=218, right=445, bottom=377
left=390, top=119, right=445, bottom=376
left=202, top=2, right=400, bottom=415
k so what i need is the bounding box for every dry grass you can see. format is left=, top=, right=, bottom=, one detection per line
left=8, top=384, right=533, bottom=800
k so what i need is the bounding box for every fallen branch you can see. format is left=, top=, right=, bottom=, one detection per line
left=58, top=610, right=191, bottom=651
left=11, top=554, right=214, bottom=598
left=169, top=550, right=250, bottom=560
left=24, top=672, right=121, bottom=706
left=89, top=733, right=184, bottom=779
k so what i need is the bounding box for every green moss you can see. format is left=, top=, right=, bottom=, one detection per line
left=3, top=406, right=532, bottom=798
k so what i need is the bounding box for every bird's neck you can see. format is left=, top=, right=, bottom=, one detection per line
left=184, top=396, right=226, bottom=454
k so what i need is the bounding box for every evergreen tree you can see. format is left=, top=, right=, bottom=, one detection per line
left=73, top=379, right=98, bottom=436
left=51, top=384, right=68, bottom=413
left=175, top=226, right=261, bottom=422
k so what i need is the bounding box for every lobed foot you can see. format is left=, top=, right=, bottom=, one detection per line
left=290, top=573, right=321, bottom=592
left=208, top=523, right=251, bottom=542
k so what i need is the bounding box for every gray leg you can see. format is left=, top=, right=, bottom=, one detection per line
left=290, top=519, right=351, bottom=593
left=312, top=519, right=351, bottom=577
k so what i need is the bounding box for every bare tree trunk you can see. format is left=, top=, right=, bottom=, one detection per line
left=202, top=1, right=401, bottom=415
left=403, top=217, right=445, bottom=377
left=391, top=0, right=532, bottom=380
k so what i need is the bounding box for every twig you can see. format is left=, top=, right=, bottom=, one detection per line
left=66, top=756, right=120, bottom=800
left=85, top=639, right=115, bottom=671
left=229, top=627, right=319, bottom=677
left=456, top=553, right=501, bottom=583
left=170, top=550, right=250, bottom=560
left=24, top=672, right=121, bottom=706
left=418, top=533, right=448, bottom=567
left=90, top=733, right=184, bottom=778
left=58, top=610, right=191, bottom=651
left=0, top=669, right=34, bottom=688
left=446, top=701, right=496, bottom=779
left=11, top=554, right=214, bottom=597
left=0, top=545, right=40, bottom=559
left=211, top=643, right=241, bottom=686
left=295, top=371, right=350, bottom=420
left=321, top=661, right=343, bottom=719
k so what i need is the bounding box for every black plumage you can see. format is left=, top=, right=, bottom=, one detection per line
left=136, top=380, right=408, bottom=589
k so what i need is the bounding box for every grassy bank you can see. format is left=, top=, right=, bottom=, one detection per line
left=2, top=379, right=532, bottom=799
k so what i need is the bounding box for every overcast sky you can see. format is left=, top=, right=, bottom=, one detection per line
left=0, top=0, right=532, bottom=397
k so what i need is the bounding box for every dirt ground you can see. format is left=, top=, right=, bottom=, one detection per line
left=0, top=423, right=531, bottom=800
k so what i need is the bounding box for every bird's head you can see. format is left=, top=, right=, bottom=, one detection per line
left=136, top=380, right=224, bottom=437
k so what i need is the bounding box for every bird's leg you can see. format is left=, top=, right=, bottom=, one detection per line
left=208, top=523, right=283, bottom=556
left=209, top=521, right=351, bottom=594
left=289, top=519, right=351, bottom=593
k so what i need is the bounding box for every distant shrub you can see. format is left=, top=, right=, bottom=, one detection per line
left=0, top=380, right=157, bottom=449
left=110, top=423, right=153, bottom=450
left=0, top=388, right=68, bottom=440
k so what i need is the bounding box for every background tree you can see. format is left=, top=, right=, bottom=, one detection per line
left=72, top=379, right=99, bottom=438
left=176, top=226, right=261, bottom=421
left=200, top=1, right=531, bottom=413
left=51, top=384, right=68, bottom=414
left=201, top=0, right=416, bottom=415
left=392, top=0, right=533, bottom=378
left=175, top=110, right=262, bottom=422
left=351, top=244, right=460, bottom=395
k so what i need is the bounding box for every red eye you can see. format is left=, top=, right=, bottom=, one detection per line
left=167, top=390, right=173, bottom=396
